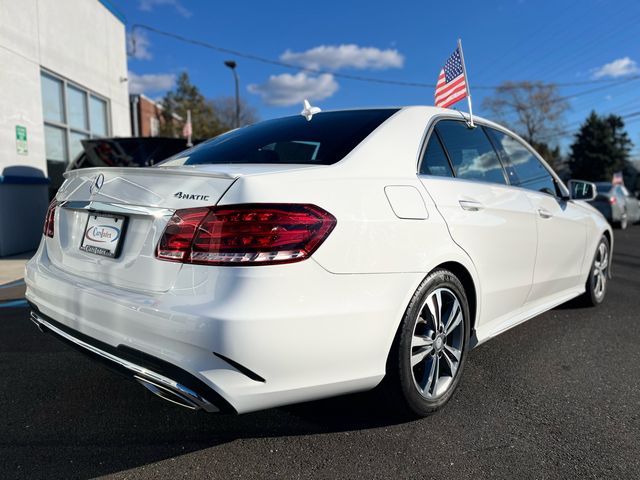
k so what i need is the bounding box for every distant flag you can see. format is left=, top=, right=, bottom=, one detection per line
left=612, top=172, right=624, bottom=185
left=183, top=109, right=193, bottom=147
left=435, top=39, right=474, bottom=126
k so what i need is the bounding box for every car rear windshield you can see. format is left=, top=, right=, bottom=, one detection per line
left=159, top=109, right=398, bottom=167
left=596, top=183, right=612, bottom=193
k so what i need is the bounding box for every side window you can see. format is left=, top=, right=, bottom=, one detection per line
left=486, top=128, right=557, bottom=196
left=419, top=133, right=454, bottom=177
left=434, top=120, right=507, bottom=185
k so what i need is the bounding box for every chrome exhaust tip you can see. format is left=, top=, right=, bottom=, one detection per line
left=30, top=311, right=47, bottom=333
left=135, top=375, right=201, bottom=411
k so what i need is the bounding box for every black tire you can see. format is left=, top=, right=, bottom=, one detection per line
left=384, top=269, right=470, bottom=417
left=580, top=235, right=610, bottom=307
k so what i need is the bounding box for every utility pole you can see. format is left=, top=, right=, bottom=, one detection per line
left=224, top=60, right=240, bottom=128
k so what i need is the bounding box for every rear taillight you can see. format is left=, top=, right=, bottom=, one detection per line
left=609, top=196, right=617, bottom=205
left=156, top=204, right=336, bottom=266
left=43, top=200, right=58, bottom=238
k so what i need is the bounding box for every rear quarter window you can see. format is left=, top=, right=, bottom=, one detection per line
left=159, top=109, right=398, bottom=166
left=419, top=134, right=454, bottom=177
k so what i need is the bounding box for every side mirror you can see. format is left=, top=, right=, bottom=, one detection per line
left=567, top=179, right=597, bottom=201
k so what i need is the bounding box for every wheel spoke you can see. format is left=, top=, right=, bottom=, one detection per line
left=444, top=343, right=461, bottom=362
left=444, top=308, right=462, bottom=336
left=442, top=348, right=458, bottom=378
left=427, top=290, right=443, bottom=331
left=431, top=355, right=441, bottom=395
left=444, top=301, right=462, bottom=336
left=412, top=335, right=433, bottom=349
left=422, top=354, right=440, bottom=395
left=411, top=347, right=432, bottom=367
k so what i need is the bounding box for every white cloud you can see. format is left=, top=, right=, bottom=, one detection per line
left=127, top=30, right=152, bottom=60
left=248, top=73, right=338, bottom=107
left=592, top=57, right=639, bottom=79
left=138, top=0, right=192, bottom=18
left=128, top=71, right=176, bottom=95
left=280, top=44, right=404, bottom=71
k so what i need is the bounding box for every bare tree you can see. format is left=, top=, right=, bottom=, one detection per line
left=209, top=96, right=260, bottom=132
left=482, top=81, right=569, bottom=145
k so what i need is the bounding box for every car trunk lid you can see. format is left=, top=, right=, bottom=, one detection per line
left=47, top=167, right=238, bottom=293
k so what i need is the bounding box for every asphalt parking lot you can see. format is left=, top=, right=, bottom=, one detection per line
left=1, top=227, right=639, bottom=480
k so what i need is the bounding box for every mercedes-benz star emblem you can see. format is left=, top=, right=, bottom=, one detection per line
left=90, top=173, right=105, bottom=195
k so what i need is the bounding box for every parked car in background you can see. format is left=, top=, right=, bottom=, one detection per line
left=588, top=182, right=640, bottom=229
left=47, top=137, right=195, bottom=199
left=27, top=107, right=612, bottom=417
left=69, top=137, right=196, bottom=170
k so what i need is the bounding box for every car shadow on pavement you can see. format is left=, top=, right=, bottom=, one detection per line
left=0, top=306, right=413, bottom=480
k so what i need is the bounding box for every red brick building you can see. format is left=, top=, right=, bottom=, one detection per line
left=130, top=94, right=183, bottom=137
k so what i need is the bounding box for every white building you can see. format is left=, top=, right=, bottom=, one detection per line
left=0, top=0, right=131, bottom=193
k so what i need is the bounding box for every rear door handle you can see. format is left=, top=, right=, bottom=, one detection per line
left=459, top=200, right=484, bottom=211
left=537, top=208, right=553, bottom=219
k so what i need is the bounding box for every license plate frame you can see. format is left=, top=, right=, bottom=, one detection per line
left=79, top=212, right=128, bottom=259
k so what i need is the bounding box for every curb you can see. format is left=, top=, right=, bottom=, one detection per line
left=0, top=279, right=26, bottom=303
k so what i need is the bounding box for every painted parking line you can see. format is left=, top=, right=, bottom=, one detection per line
left=0, top=279, right=25, bottom=289
left=0, top=299, right=28, bottom=308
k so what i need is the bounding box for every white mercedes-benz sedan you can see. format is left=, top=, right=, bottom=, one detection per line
left=26, top=106, right=612, bottom=417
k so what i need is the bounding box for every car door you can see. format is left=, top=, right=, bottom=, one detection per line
left=620, top=185, right=640, bottom=223
left=486, top=128, right=587, bottom=302
left=418, top=120, right=537, bottom=329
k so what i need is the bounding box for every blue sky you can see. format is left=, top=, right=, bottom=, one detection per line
left=113, top=0, right=640, bottom=157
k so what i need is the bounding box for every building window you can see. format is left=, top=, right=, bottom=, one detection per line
left=40, top=71, right=111, bottom=188
left=150, top=115, right=160, bottom=137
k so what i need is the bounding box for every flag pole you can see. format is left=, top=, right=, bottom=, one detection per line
left=457, top=38, right=474, bottom=127
left=186, top=109, right=193, bottom=147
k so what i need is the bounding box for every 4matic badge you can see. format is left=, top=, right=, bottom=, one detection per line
left=174, top=191, right=210, bottom=201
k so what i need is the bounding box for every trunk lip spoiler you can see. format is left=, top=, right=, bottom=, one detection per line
left=63, top=166, right=238, bottom=180
left=59, top=200, right=175, bottom=217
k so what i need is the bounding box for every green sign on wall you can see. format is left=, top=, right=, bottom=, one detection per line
left=16, top=125, right=27, bottom=155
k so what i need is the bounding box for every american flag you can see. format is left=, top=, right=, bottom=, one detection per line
left=434, top=47, right=468, bottom=108
left=182, top=111, right=192, bottom=138
left=612, top=172, right=624, bottom=185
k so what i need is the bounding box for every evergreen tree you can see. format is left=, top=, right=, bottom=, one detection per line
left=159, top=72, right=224, bottom=139
left=530, top=140, right=563, bottom=172
left=569, top=111, right=633, bottom=181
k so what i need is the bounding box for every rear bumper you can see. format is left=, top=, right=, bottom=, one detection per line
left=25, top=242, right=423, bottom=413
left=29, top=305, right=230, bottom=413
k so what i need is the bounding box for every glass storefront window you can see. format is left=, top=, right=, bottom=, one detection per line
left=41, top=71, right=111, bottom=195
left=90, top=96, right=108, bottom=137
left=41, top=75, right=65, bottom=123
left=67, top=86, right=88, bottom=130
left=69, top=131, right=89, bottom=161
left=44, top=125, right=67, bottom=162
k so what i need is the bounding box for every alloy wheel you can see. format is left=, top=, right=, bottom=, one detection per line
left=592, top=241, right=609, bottom=300
left=410, top=287, right=465, bottom=399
